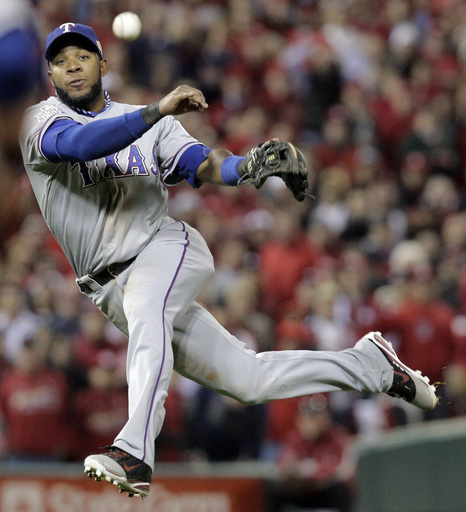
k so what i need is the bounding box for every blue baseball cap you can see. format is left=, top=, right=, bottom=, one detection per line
left=45, top=23, right=103, bottom=61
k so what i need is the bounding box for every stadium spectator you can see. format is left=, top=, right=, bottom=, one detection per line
left=267, top=394, right=354, bottom=512
left=0, top=337, right=72, bottom=461
left=0, top=283, right=37, bottom=365
left=72, top=365, right=128, bottom=460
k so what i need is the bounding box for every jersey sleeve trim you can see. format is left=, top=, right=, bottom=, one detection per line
left=162, top=142, right=210, bottom=188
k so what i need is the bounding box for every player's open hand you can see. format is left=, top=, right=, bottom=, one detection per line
left=159, top=85, right=208, bottom=116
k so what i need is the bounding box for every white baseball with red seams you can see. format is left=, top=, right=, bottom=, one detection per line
left=112, top=12, right=141, bottom=42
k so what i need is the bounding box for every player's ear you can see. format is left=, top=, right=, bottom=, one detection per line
left=100, top=58, right=108, bottom=77
left=47, top=70, right=54, bottom=87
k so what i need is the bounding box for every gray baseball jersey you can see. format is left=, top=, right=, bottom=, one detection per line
left=20, top=95, right=200, bottom=277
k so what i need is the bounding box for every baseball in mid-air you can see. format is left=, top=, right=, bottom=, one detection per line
left=112, top=12, right=142, bottom=41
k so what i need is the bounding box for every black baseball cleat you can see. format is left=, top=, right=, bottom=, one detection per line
left=84, top=446, right=152, bottom=499
left=366, top=331, right=439, bottom=410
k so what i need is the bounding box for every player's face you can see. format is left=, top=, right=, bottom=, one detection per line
left=48, top=45, right=108, bottom=111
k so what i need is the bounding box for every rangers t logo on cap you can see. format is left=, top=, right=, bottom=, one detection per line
left=59, top=23, right=77, bottom=33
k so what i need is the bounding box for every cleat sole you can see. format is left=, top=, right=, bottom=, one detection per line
left=83, top=466, right=149, bottom=499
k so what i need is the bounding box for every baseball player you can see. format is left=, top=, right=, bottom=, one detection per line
left=19, top=23, right=438, bottom=499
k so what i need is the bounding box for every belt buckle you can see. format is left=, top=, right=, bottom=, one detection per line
left=107, top=264, right=119, bottom=278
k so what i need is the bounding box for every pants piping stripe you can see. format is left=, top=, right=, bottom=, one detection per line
left=142, top=221, right=190, bottom=462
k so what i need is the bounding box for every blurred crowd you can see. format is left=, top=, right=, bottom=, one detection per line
left=2, top=0, right=466, bottom=487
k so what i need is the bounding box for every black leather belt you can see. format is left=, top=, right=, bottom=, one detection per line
left=91, top=256, right=137, bottom=286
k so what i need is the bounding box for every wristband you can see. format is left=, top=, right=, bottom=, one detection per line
left=141, top=101, right=163, bottom=126
left=220, top=156, right=245, bottom=186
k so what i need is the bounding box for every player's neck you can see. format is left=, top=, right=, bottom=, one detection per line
left=84, top=94, right=106, bottom=113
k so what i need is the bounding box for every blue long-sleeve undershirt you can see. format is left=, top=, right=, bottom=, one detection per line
left=41, top=109, right=151, bottom=163
left=41, top=109, right=212, bottom=188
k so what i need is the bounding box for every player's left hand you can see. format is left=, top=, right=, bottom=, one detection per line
left=239, top=140, right=312, bottom=202
left=159, top=85, right=208, bottom=116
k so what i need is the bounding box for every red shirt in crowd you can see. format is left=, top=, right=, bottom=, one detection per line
left=72, top=385, right=128, bottom=460
left=277, top=421, right=352, bottom=485
left=0, top=367, right=71, bottom=458
left=259, top=235, right=321, bottom=318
